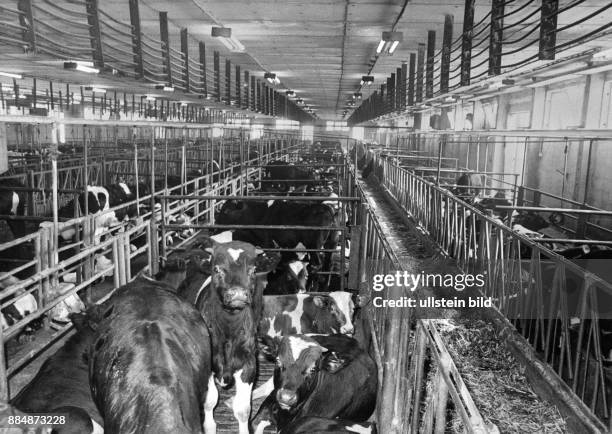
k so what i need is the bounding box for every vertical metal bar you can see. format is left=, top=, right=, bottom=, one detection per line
left=441, top=14, right=453, bottom=93
left=225, top=58, right=231, bottom=105
left=408, top=53, right=416, bottom=107
left=461, top=0, right=475, bottom=86
left=236, top=65, right=242, bottom=108
left=426, top=30, right=435, bottom=99
left=159, top=12, right=172, bottom=86
left=84, top=0, right=104, bottom=68
left=199, top=42, right=207, bottom=97
left=250, top=76, right=256, bottom=111
left=180, top=28, right=190, bottom=92
left=489, top=0, right=504, bottom=76
left=539, top=0, right=559, bottom=60
left=129, top=0, right=144, bottom=79
left=244, top=71, right=250, bottom=110
left=416, top=43, right=425, bottom=103
left=214, top=51, right=220, bottom=102
left=18, top=0, right=37, bottom=52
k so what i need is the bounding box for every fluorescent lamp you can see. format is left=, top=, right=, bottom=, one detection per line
left=155, top=84, right=174, bottom=92
left=0, top=72, right=22, bottom=79
left=211, top=27, right=245, bottom=52
left=375, top=32, right=403, bottom=55
left=145, top=95, right=156, bottom=101
left=64, top=61, right=99, bottom=74
left=285, top=90, right=295, bottom=96
left=85, top=86, right=106, bottom=93
left=389, top=40, right=400, bottom=54
left=361, top=75, right=374, bottom=85
left=264, top=72, right=280, bottom=85
left=354, top=92, right=362, bottom=99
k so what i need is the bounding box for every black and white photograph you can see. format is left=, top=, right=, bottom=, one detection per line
left=1, top=0, right=612, bottom=432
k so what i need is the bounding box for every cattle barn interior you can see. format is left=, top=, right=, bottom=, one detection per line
left=1, top=1, right=612, bottom=433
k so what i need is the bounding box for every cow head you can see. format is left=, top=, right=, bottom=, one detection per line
left=328, top=291, right=355, bottom=335
left=286, top=260, right=309, bottom=293
left=273, top=335, right=346, bottom=411
left=195, top=237, right=280, bottom=310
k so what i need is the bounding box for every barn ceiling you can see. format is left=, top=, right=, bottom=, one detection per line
left=1, top=0, right=611, bottom=121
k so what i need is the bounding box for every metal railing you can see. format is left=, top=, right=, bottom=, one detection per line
left=371, top=147, right=612, bottom=428
left=351, top=167, right=491, bottom=433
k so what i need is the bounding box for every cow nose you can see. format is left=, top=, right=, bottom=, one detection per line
left=223, top=287, right=251, bottom=308
left=341, top=325, right=354, bottom=335
left=276, top=389, right=297, bottom=408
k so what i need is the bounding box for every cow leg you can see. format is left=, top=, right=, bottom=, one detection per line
left=204, top=373, right=218, bottom=434
left=231, top=369, right=253, bottom=434
left=251, top=375, right=274, bottom=400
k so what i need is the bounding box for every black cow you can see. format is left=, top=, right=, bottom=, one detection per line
left=264, top=160, right=319, bottom=193
left=177, top=237, right=280, bottom=434
left=11, top=313, right=103, bottom=434
left=88, top=264, right=215, bottom=434
left=252, top=334, right=377, bottom=432
left=264, top=260, right=309, bottom=295
left=215, top=200, right=271, bottom=246
left=279, top=417, right=376, bottom=434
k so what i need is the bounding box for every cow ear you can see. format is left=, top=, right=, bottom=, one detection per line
left=255, top=251, right=281, bottom=274
left=322, top=351, right=346, bottom=373
left=192, top=235, right=216, bottom=250
left=312, top=296, right=328, bottom=308
left=259, top=336, right=279, bottom=359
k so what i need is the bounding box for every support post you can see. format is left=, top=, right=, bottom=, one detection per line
left=180, top=28, right=190, bottom=92
left=539, top=0, right=559, bottom=60
left=159, top=12, right=172, bottom=86
left=426, top=31, right=436, bottom=99
left=460, top=0, right=475, bottom=86
left=416, top=43, right=425, bottom=103
left=129, top=0, right=144, bottom=79
left=85, top=0, right=104, bottom=68
left=214, top=51, right=220, bottom=102
left=400, top=63, right=407, bottom=111
left=236, top=65, right=241, bottom=108
left=489, top=0, right=504, bottom=76
left=199, top=42, right=207, bottom=97
left=225, top=59, right=231, bottom=105
left=408, top=54, right=415, bottom=106
left=441, top=14, right=453, bottom=93
left=18, top=0, right=37, bottom=53
left=244, top=70, right=250, bottom=110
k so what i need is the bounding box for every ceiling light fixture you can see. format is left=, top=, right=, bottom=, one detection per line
left=0, top=71, right=22, bottom=79
left=64, top=61, right=99, bottom=74
left=296, top=98, right=304, bottom=105
left=211, top=27, right=245, bottom=52
left=285, top=90, right=295, bottom=96
left=264, top=72, right=280, bottom=85
left=155, top=84, right=174, bottom=92
left=376, top=31, right=403, bottom=55
left=85, top=86, right=106, bottom=93
left=361, top=75, right=374, bottom=86
left=354, top=92, right=362, bottom=100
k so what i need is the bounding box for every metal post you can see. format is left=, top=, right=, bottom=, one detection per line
left=460, top=0, right=475, bottom=86
left=489, top=0, right=504, bottom=76
left=159, top=12, right=172, bottom=86
left=441, top=15, right=453, bottom=93
left=129, top=0, right=144, bottom=79
left=225, top=58, right=231, bottom=105
left=539, top=0, right=559, bottom=60
left=426, top=31, right=436, bottom=99
left=416, top=43, right=425, bottom=103
left=214, top=51, right=220, bottom=102
left=180, top=28, right=190, bottom=92
left=85, top=0, right=104, bottom=68
left=199, top=42, right=207, bottom=98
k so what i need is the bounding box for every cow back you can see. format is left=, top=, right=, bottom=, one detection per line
left=89, top=282, right=212, bottom=434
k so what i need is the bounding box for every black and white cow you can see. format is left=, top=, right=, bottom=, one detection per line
left=252, top=334, right=377, bottom=432
left=264, top=260, right=309, bottom=295
left=0, top=273, right=40, bottom=336
left=177, top=236, right=281, bottom=434
left=88, top=260, right=215, bottom=434
left=0, top=178, right=27, bottom=238
left=11, top=312, right=103, bottom=434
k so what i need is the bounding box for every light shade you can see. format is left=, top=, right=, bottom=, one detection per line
left=265, top=72, right=280, bottom=85
left=211, top=27, right=245, bottom=52
left=285, top=90, right=295, bottom=96
left=360, top=75, right=374, bottom=85
left=376, top=31, right=403, bottom=55
left=64, top=61, right=99, bottom=74
left=155, top=84, right=174, bottom=92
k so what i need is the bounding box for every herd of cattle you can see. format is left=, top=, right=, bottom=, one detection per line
left=0, top=142, right=379, bottom=433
